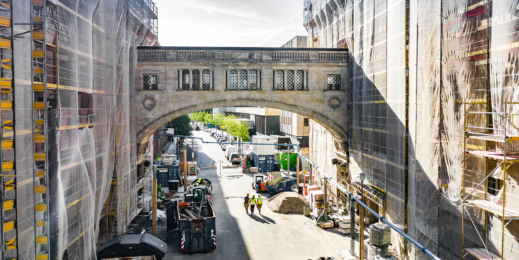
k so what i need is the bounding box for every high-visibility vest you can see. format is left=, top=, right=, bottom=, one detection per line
left=257, top=197, right=262, bottom=205
left=250, top=198, right=255, bottom=205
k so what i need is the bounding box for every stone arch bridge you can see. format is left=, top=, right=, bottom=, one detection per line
left=135, top=46, right=349, bottom=154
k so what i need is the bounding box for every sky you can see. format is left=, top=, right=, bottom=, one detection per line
left=153, top=0, right=308, bottom=47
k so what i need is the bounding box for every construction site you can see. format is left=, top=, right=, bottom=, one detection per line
left=0, top=0, right=518, bottom=260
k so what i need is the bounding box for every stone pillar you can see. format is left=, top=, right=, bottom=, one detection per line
left=227, top=70, right=230, bottom=90
left=237, top=69, right=241, bottom=89
left=189, top=69, right=193, bottom=90
left=303, top=70, right=307, bottom=90
left=259, top=70, right=261, bottom=90
left=284, top=70, right=287, bottom=90
left=210, top=69, right=213, bottom=90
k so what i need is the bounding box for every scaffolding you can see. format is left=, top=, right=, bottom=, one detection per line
left=306, top=0, right=519, bottom=259
left=0, top=1, right=15, bottom=259
left=462, top=102, right=519, bottom=260
left=0, top=0, right=158, bottom=259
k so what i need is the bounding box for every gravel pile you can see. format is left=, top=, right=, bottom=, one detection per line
left=268, top=192, right=308, bottom=214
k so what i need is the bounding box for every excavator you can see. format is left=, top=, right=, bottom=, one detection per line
left=252, top=174, right=268, bottom=192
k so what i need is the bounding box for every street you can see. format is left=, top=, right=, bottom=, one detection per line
left=133, top=130, right=353, bottom=260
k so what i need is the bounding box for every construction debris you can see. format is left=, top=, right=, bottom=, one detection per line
left=268, top=192, right=308, bottom=214
left=148, top=209, right=167, bottom=221
left=370, top=223, right=391, bottom=246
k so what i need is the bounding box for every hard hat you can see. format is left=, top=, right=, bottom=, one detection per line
left=247, top=193, right=249, bottom=196
left=252, top=195, right=255, bottom=197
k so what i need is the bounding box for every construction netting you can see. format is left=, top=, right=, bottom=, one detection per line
left=307, top=0, right=519, bottom=259
left=6, top=0, right=157, bottom=260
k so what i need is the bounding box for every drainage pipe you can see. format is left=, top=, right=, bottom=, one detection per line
left=297, top=152, right=441, bottom=260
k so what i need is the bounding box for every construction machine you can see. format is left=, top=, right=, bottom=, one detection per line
left=251, top=174, right=268, bottom=192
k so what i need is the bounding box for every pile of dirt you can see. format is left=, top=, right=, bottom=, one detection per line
left=268, top=192, right=309, bottom=214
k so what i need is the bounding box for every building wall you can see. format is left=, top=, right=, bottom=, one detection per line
left=309, top=119, right=338, bottom=202
left=281, top=36, right=308, bottom=48
left=305, top=0, right=519, bottom=259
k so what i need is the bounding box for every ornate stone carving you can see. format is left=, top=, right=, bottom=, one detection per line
left=272, top=51, right=309, bottom=61
left=143, top=97, right=156, bottom=110
left=138, top=50, right=166, bottom=61
left=319, top=52, right=347, bottom=61
left=177, top=51, right=215, bottom=60
left=328, top=97, right=341, bottom=109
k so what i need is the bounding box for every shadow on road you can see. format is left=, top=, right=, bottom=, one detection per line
left=260, top=214, right=276, bottom=224
left=248, top=214, right=270, bottom=224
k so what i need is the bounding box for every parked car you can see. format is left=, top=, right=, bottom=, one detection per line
left=225, top=146, right=238, bottom=160
left=229, top=153, right=241, bottom=165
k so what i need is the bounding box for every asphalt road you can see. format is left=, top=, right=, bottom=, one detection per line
left=132, top=130, right=353, bottom=260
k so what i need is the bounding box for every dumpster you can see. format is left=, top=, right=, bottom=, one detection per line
left=168, top=180, right=179, bottom=191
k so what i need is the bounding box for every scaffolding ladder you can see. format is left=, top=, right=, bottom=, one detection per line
left=0, top=1, right=16, bottom=259
left=462, top=101, right=519, bottom=260
left=30, top=0, right=50, bottom=259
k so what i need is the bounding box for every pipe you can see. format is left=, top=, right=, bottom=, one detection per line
left=350, top=194, right=355, bottom=255
left=161, top=134, right=441, bottom=260
left=297, top=152, right=441, bottom=260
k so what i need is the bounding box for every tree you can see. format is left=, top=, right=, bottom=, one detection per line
left=165, top=115, right=193, bottom=142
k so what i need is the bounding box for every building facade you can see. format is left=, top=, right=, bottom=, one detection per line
left=305, top=0, right=519, bottom=259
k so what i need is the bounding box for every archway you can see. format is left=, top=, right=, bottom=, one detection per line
left=136, top=99, right=349, bottom=156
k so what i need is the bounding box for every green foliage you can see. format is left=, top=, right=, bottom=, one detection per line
left=165, top=115, right=193, bottom=137
left=189, top=111, right=250, bottom=141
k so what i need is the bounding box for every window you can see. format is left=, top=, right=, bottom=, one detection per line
left=229, top=69, right=238, bottom=90
left=202, top=69, right=210, bottom=90
left=304, top=118, right=309, bottom=126
left=250, top=70, right=258, bottom=90
left=143, top=73, right=158, bottom=90
left=327, top=74, right=341, bottom=90
left=192, top=70, right=200, bottom=90
left=240, top=70, right=248, bottom=89
left=488, top=177, right=503, bottom=196
left=287, top=70, right=295, bottom=90
left=182, top=70, right=190, bottom=90
left=275, top=70, right=284, bottom=90
left=296, top=70, right=304, bottom=90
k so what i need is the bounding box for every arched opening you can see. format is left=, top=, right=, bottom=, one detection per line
left=136, top=99, right=349, bottom=157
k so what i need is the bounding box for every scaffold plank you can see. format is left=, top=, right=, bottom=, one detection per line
left=35, top=203, right=47, bottom=212
left=34, top=134, right=46, bottom=143
left=3, top=200, right=14, bottom=210
left=2, top=139, right=13, bottom=150
left=34, top=153, right=46, bottom=161
left=33, top=102, right=45, bottom=110
left=33, top=82, right=45, bottom=92
left=32, top=31, right=44, bottom=40
left=466, top=200, right=519, bottom=219
left=464, top=248, right=500, bottom=260
left=466, top=132, right=519, bottom=142
left=1, top=100, right=12, bottom=110
left=466, top=150, right=519, bottom=162
left=32, top=50, right=44, bottom=58
left=3, top=220, right=15, bottom=232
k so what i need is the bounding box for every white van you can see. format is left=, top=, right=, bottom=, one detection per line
left=226, top=146, right=238, bottom=160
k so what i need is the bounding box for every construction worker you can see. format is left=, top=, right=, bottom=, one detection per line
left=250, top=195, right=256, bottom=214
left=244, top=193, right=250, bottom=214
left=256, top=195, right=263, bottom=214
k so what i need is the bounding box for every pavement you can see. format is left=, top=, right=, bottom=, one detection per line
left=131, top=130, right=360, bottom=260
